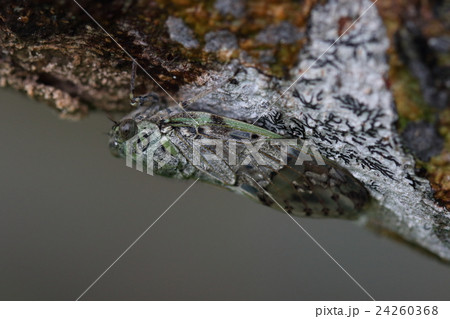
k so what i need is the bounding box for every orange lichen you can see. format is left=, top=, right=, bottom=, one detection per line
left=156, top=0, right=318, bottom=77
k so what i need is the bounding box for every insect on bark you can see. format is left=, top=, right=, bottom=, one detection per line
left=108, top=63, right=370, bottom=219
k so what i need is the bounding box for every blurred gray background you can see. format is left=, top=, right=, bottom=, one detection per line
left=0, top=88, right=449, bottom=301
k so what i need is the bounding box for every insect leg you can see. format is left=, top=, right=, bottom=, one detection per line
left=129, top=61, right=163, bottom=109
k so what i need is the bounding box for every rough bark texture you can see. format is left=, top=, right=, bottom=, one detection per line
left=0, top=0, right=316, bottom=118
left=1, top=0, right=449, bottom=260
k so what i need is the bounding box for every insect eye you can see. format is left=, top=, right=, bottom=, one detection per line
left=119, top=119, right=138, bottom=140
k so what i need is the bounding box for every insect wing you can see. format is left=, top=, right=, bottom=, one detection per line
left=164, top=112, right=369, bottom=219
left=260, top=146, right=369, bottom=219
left=165, top=124, right=237, bottom=185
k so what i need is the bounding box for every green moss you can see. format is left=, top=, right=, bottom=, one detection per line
left=392, top=63, right=435, bottom=131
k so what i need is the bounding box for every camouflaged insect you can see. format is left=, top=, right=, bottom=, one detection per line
left=109, top=99, right=370, bottom=219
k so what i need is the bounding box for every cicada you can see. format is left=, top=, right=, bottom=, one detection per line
left=109, top=103, right=370, bottom=219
